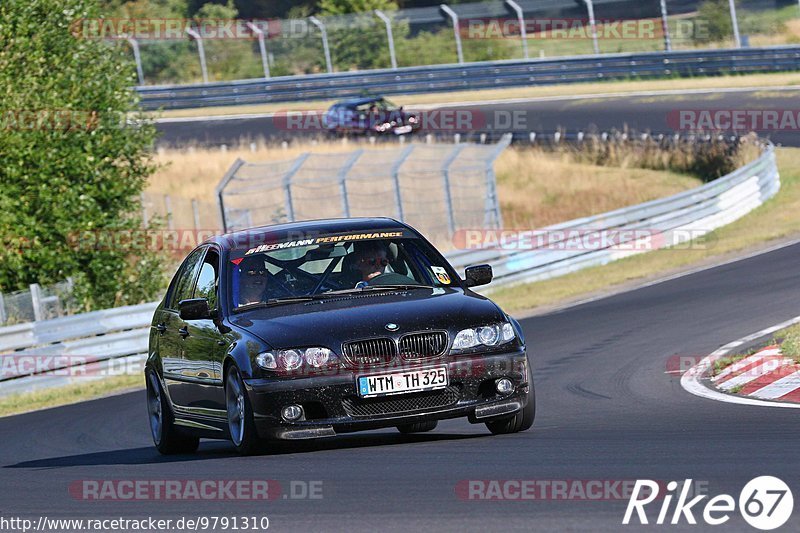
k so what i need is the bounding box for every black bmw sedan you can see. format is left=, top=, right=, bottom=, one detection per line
left=145, top=218, right=533, bottom=455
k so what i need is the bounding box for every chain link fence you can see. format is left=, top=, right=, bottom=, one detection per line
left=117, top=0, right=800, bottom=85
left=216, top=136, right=511, bottom=250
left=0, top=279, right=77, bottom=326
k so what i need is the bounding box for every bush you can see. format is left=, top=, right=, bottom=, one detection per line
left=0, top=0, right=165, bottom=310
left=694, top=0, right=735, bottom=44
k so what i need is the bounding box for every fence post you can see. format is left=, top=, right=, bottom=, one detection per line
left=484, top=134, right=512, bottom=229
left=441, top=144, right=466, bottom=236
left=728, top=0, right=741, bottom=48
left=440, top=5, right=464, bottom=64
left=164, top=195, right=174, bottom=230
left=658, top=0, right=671, bottom=52
left=338, top=150, right=364, bottom=218
left=126, top=37, right=145, bottom=85
left=192, top=199, right=201, bottom=230
left=140, top=192, right=149, bottom=227
left=375, top=10, right=398, bottom=69
left=505, top=0, right=528, bottom=60
left=390, top=145, right=415, bottom=221
left=0, top=291, right=5, bottom=325
left=583, top=0, right=600, bottom=55
left=186, top=26, right=209, bottom=84
left=281, top=153, right=311, bottom=223
left=215, top=158, right=246, bottom=233
left=247, top=21, right=271, bottom=79
left=30, top=283, right=44, bottom=322
left=309, top=17, right=333, bottom=74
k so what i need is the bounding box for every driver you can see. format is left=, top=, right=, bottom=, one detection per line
left=350, top=241, right=416, bottom=286
left=352, top=241, right=389, bottom=283
left=237, top=255, right=268, bottom=306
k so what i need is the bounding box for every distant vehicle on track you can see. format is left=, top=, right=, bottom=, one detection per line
left=323, top=96, right=420, bottom=136
left=145, top=217, right=533, bottom=455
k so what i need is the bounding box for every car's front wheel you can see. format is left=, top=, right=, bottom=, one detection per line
left=146, top=370, right=199, bottom=455
left=485, top=369, right=535, bottom=435
left=225, top=367, right=263, bottom=455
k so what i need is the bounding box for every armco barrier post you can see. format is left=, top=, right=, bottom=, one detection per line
left=0, top=292, right=6, bottom=326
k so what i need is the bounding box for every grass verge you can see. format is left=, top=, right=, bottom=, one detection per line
left=490, top=148, right=800, bottom=314
left=154, top=71, right=800, bottom=119
left=0, top=374, right=143, bottom=418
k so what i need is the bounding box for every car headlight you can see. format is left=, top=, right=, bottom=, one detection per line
left=256, top=347, right=339, bottom=372
left=451, top=322, right=516, bottom=352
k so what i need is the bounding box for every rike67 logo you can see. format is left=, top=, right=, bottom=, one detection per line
left=623, top=476, right=793, bottom=530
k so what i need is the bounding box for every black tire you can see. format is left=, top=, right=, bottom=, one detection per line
left=396, top=420, right=438, bottom=434
left=145, top=370, right=200, bottom=455
left=486, top=369, right=536, bottom=435
left=225, top=367, right=264, bottom=455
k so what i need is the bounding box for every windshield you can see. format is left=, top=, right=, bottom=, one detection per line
left=229, top=232, right=455, bottom=309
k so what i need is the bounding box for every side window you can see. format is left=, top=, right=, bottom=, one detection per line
left=194, top=250, right=219, bottom=310
left=168, top=247, right=205, bottom=309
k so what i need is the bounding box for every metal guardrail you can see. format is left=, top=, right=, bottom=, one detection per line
left=0, top=142, right=780, bottom=395
left=449, top=142, right=780, bottom=290
left=136, top=46, right=800, bottom=110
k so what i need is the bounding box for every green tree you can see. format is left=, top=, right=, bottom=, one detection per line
left=319, top=0, right=399, bottom=71
left=0, top=0, right=164, bottom=309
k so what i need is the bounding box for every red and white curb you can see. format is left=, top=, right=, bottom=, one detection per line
left=681, top=315, right=800, bottom=408
left=713, top=345, right=800, bottom=401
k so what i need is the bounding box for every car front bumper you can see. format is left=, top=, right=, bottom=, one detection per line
left=244, top=348, right=529, bottom=440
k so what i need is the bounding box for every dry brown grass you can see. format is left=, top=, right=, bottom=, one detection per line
left=494, top=148, right=699, bottom=228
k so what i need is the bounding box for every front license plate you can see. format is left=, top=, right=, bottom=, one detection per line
left=394, top=125, right=413, bottom=135
left=357, top=366, right=448, bottom=397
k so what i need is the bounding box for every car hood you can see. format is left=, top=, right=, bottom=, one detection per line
left=228, top=288, right=504, bottom=350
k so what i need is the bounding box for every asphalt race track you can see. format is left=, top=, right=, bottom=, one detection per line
left=2, top=241, right=799, bottom=531
left=155, top=88, right=800, bottom=148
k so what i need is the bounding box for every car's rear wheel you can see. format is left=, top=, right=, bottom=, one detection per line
left=396, top=420, right=438, bottom=434
left=225, top=367, right=263, bottom=455
left=146, top=370, right=199, bottom=454
left=486, top=368, right=535, bottom=435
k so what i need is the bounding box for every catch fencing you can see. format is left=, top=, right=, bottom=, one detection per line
left=216, top=136, right=511, bottom=246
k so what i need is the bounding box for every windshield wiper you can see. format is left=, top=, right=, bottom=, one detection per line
left=320, top=285, right=435, bottom=296
left=236, top=296, right=320, bottom=311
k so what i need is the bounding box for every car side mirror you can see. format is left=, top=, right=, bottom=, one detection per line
left=465, top=265, right=493, bottom=287
left=179, top=298, right=212, bottom=320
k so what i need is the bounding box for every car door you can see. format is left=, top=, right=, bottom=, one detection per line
left=158, top=246, right=205, bottom=409
left=180, top=247, right=227, bottom=412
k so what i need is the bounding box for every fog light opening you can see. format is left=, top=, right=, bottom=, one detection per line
left=281, top=404, right=304, bottom=422
left=495, top=378, right=514, bottom=395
